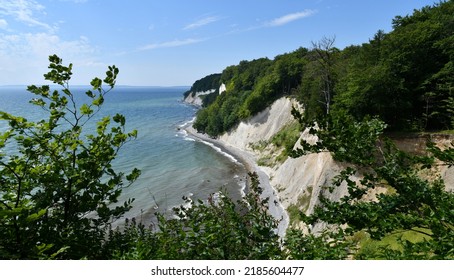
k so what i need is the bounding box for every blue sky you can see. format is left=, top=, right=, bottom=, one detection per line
left=0, top=0, right=439, bottom=86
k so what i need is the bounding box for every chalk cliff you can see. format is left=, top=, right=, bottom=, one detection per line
left=183, top=89, right=215, bottom=106
left=184, top=83, right=226, bottom=106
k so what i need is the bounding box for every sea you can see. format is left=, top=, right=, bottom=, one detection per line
left=0, top=86, right=247, bottom=225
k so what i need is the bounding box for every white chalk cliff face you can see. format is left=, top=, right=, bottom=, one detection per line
left=184, top=83, right=227, bottom=106
left=184, top=89, right=215, bottom=106
left=219, top=83, right=226, bottom=94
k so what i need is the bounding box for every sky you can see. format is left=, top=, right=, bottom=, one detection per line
left=0, top=0, right=440, bottom=86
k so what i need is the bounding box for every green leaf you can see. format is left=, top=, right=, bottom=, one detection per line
left=90, top=77, right=102, bottom=90
left=93, top=95, right=104, bottom=107
left=80, top=104, right=93, bottom=115
left=113, top=114, right=126, bottom=126
left=26, top=208, right=47, bottom=222
left=85, top=90, right=95, bottom=98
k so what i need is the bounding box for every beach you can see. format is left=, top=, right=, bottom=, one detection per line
left=183, top=124, right=289, bottom=238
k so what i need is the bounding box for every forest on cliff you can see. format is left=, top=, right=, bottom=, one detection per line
left=193, top=0, right=453, bottom=137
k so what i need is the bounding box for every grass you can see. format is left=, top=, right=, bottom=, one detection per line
left=249, top=140, right=268, bottom=152
left=287, top=186, right=313, bottom=224
left=353, top=228, right=432, bottom=259
left=265, top=121, right=302, bottom=164
left=249, top=120, right=302, bottom=167
left=257, top=155, right=273, bottom=167
left=271, top=121, right=301, bottom=152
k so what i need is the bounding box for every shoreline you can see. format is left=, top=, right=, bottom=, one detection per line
left=183, top=124, right=289, bottom=238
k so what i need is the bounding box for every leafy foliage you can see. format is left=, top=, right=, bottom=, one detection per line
left=0, top=55, right=140, bottom=259
left=108, top=172, right=283, bottom=260
left=285, top=228, right=355, bottom=260
left=291, top=110, right=388, bottom=166
left=332, top=1, right=454, bottom=130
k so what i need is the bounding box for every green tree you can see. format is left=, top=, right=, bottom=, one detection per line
left=0, top=55, right=140, bottom=259
left=297, top=37, right=339, bottom=123
left=332, top=1, right=453, bottom=131
left=272, top=48, right=307, bottom=95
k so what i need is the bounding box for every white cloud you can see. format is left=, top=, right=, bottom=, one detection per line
left=0, top=0, right=98, bottom=71
left=268, top=10, right=316, bottom=27
left=227, top=9, right=317, bottom=35
left=26, top=33, right=96, bottom=60
left=0, top=33, right=94, bottom=58
left=183, top=16, right=221, bottom=30
left=0, top=32, right=102, bottom=84
left=0, top=0, right=55, bottom=31
left=0, top=18, right=7, bottom=29
left=139, top=38, right=204, bottom=51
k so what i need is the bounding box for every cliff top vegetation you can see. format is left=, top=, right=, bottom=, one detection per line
left=192, top=0, right=453, bottom=137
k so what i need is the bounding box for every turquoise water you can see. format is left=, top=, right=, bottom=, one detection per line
left=0, top=86, right=246, bottom=224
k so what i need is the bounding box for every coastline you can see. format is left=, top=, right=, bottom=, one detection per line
left=183, top=124, right=289, bottom=238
